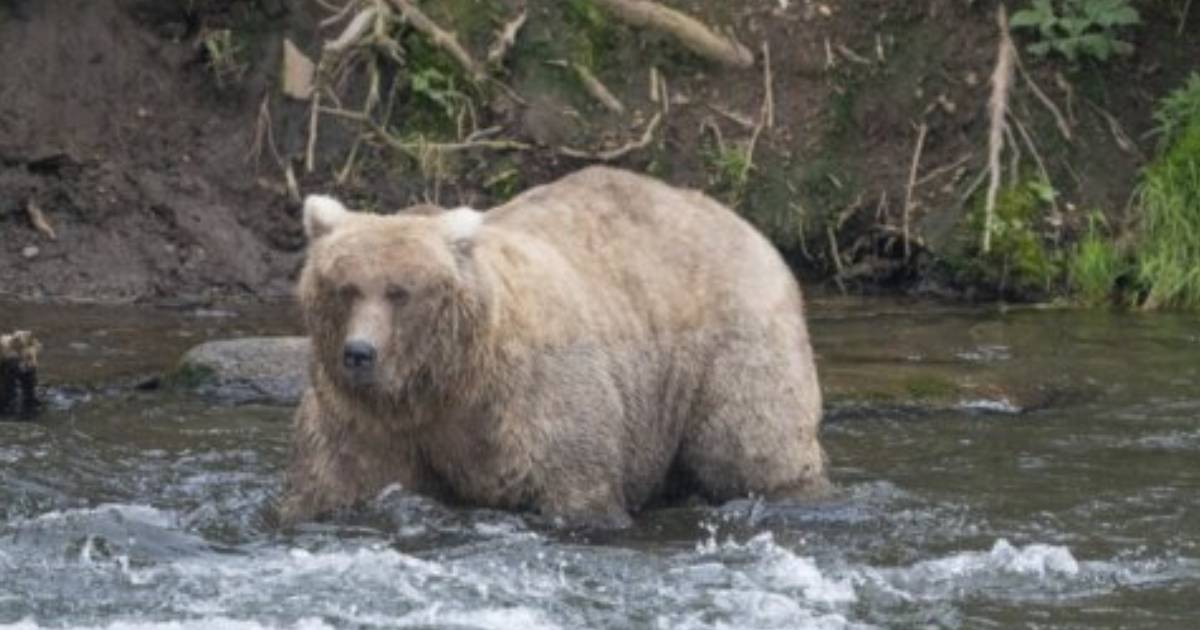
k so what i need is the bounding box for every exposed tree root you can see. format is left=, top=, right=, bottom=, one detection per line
left=592, top=0, right=753, bottom=68
left=982, top=5, right=1014, bottom=254
left=903, top=122, right=928, bottom=260
left=487, top=8, right=527, bottom=66
left=25, top=200, right=56, bottom=241
left=385, top=0, right=486, bottom=82
left=1014, top=53, right=1071, bottom=142
left=559, top=112, right=663, bottom=161
left=564, top=62, right=626, bottom=114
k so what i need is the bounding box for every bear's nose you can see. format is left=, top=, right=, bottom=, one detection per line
left=342, top=340, right=377, bottom=370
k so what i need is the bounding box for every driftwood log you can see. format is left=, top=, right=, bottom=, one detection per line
left=0, top=330, right=41, bottom=418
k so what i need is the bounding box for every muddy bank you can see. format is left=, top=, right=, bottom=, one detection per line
left=1, top=1, right=1196, bottom=303
left=0, top=0, right=302, bottom=302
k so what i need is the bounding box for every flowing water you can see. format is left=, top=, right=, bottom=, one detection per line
left=1, top=300, right=1197, bottom=629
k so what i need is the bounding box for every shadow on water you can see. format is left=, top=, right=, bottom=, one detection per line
left=1, top=299, right=1198, bottom=628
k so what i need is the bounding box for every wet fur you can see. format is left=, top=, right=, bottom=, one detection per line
left=0, top=331, right=40, bottom=418
left=279, top=166, right=827, bottom=527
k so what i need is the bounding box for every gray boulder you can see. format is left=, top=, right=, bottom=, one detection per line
left=176, top=337, right=309, bottom=405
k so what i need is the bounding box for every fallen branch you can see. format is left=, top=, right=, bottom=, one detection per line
left=592, top=0, right=753, bottom=68
left=915, top=153, right=972, bottom=187
left=318, top=106, right=532, bottom=155
left=763, top=40, right=775, bottom=129
left=385, top=0, right=486, bottom=82
left=737, top=42, right=774, bottom=187
left=323, top=6, right=377, bottom=54
left=559, top=112, right=663, bottom=161
left=1088, top=101, right=1140, bottom=158
left=318, top=0, right=358, bottom=29
left=700, top=116, right=726, bottom=154
left=486, top=8, right=527, bottom=66
left=826, top=225, right=847, bottom=294
left=570, top=62, right=625, bottom=114
left=305, top=88, right=322, bottom=173
left=982, top=5, right=1015, bottom=254
left=1181, top=0, right=1193, bottom=36
left=708, top=105, right=755, bottom=129
left=903, top=122, right=928, bottom=260
left=285, top=163, right=302, bottom=203
left=837, top=43, right=871, bottom=66
left=248, top=94, right=286, bottom=170
left=25, top=200, right=56, bottom=241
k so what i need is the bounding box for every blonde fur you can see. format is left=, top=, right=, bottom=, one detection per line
left=280, top=167, right=827, bottom=527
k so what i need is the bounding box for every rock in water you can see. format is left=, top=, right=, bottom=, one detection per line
left=176, top=337, right=309, bottom=405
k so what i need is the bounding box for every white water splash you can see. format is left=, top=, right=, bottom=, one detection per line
left=0, top=620, right=335, bottom=630
left=860, top=539, right=1082, bottom=602
left=958, top=398, right=1022, bottom=414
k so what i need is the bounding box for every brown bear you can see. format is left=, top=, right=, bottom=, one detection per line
left=279, top=166, right=827, bottom=527
left=0, top=330, right=41, bottom=418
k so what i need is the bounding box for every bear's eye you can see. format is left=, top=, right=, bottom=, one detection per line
left=385, top=285, right=410, bottom=303
left=337, top=284, right=361, bottom=301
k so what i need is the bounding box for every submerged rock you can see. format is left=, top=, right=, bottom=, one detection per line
left=175, top=337, right=309, bottom=405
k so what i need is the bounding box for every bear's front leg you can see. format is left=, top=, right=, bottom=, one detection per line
left=277, top=390, right=350, bottom=524
left=278, top=389, right=425, bottom=525
left=538, top=479, right=634, bottom=530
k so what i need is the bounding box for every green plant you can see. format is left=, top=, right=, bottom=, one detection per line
left=483, top=166, right=522, bottom=202
left=202, top=29, right=247, bottom=88
left=564, top=0, right=619, bottom=69
left=705, top=145, right=752, bottom=208
left=1068, top=213, right=1126, bottom=305
left=1010, top=0, right=1140, bottom=63
left=1152, top=72, right=1200, bottom=150
left=409, top=67, right=468, bottom=121
left=965, top=176, right=1063, bottom=295
left=1134, top=110, right=1200, bottom=309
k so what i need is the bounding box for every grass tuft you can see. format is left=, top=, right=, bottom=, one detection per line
left=1068, top=214, right=1126, bottom=305
left=1134, top=73, right=1200, bottom=309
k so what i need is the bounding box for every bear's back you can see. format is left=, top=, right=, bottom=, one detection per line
left=480, top=166, right=802, bottom=330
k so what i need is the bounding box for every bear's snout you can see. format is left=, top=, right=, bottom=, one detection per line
left=342, top=339, right=378, bottom=381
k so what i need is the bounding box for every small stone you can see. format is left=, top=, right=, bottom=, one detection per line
left=21, top=246, right=39, bottom=259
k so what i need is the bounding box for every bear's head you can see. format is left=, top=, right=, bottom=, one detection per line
left=0, top=331, right=40, bottom=373
left=298, top=195, right=486, bottom=408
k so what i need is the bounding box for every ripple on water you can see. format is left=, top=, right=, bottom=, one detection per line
left=3, top=494, right=1199, bottom=629
left=4, top=304, right=1200, bottom=628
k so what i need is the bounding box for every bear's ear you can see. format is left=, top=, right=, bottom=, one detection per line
left=440, top=207, right=483, bottom=269
left=303, top=195, right=351, bottom=241
left=439, top=207, right=483, bottom=242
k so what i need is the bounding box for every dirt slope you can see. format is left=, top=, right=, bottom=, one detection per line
left=1, top=0, right=1195, bottom=303
left=0, top=0, right=301, bottom=302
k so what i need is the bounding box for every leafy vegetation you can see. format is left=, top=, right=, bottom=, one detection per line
left=1068, top=213, right=1126, bottom=305
left=705, top=144, right=752, bottom=208
left=201, top=29, right=247, bottom=88
left=962, top=177, right=1063, bottom=296
left=1151, top=72, right=1200, bottom=150
left=564, top=0, right=620, bottom=70
left=1133, top=74, right=1200, bottom=309
left=1010, top=0, right=1140, bottom=62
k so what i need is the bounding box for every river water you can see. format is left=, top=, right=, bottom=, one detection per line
left=1, top=300, right=1197, bottom=629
